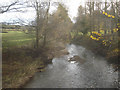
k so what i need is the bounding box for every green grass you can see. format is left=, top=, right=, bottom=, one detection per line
left=2, top=31, right=35, bottom=48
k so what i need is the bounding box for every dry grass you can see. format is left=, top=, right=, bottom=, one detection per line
left=2, top=48, right=45, bottom=88
left=2, top=57, right=44, bottom=88
left=2, top=41, right=68, bottom=88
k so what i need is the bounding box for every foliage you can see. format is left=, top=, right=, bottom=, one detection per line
left=102, top=11, right=115, bottom=18
left=46, top=4, right=73, bottom=44
left=72, top=1, right=120, bottom=64
left=74, top=6, right=90, bottom=35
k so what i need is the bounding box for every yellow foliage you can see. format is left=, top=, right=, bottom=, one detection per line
left=102, top=40, right=111, bottom=46
left=108, top=15, right=111, bottom=17
left=90, top=35, right=100, bottom=41
left=113, top=48, right=119, bottom=53
left=102, top=40, right=107, bottom=45
left=117, top=23, right=120, bottom=26
left=112, top=16, right=115, bottom=18
left=105, top=13, right=107, bottom=16
left=92, top=32, right=101, bottom=36
left=102, top=11, right=115, bottom=19
left=103, top=11, right=105, bottom=14
left=100, top=30, right=104, bottom=32
left=113, top=28, right=119, bottom=32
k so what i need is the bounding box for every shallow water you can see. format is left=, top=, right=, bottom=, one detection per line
left=24, top=44, right=118, bottom=88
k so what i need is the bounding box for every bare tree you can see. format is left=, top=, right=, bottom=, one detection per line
left=0, top=0, right=27, bottom=14
left=29, top=0, right=51, bottom=48
left=42, top=1, right=50, bottom=47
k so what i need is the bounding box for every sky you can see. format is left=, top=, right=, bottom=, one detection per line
left=0, top=0, right=87, bottom=24
left=1, top=0, right=114, bottom=24
left=0, top=0, right=115, bottom=24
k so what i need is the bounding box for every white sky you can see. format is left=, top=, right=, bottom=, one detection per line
left=1, top=0, right=113, bottom=24
left=0, top=0, right=86, bottom=24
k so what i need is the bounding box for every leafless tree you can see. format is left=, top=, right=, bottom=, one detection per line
left=0, top=0, right=28, bottom=14
left=29, top=0, right=51, bottom=48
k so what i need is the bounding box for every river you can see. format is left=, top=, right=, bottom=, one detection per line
left=24, top=44, right=118, bottom=88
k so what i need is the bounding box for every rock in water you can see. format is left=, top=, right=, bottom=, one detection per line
left=69, top=55, right=86, bottom=64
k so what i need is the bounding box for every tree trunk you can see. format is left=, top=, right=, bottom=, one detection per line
left=36, top=1, right=39, bottom=48
left=43, top=1, right=50, bottom=47
left=104, top=0, right=107, bottom=35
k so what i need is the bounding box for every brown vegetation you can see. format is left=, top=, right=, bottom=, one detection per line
left=2, top=42, right=69, bottom=88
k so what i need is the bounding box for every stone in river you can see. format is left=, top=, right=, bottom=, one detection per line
left=69, top=55, right=86, bottom=64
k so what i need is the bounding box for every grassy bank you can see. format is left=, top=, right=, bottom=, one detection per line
left=2, top=47, right=47, bottom=88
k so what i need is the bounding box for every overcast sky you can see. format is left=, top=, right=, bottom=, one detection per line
left=0, top=0, right=87, bottom=24
left=0, top=0, right=113, bottom=24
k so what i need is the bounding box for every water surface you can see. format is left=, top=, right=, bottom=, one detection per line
left=24, top=44, right=118, bottom=88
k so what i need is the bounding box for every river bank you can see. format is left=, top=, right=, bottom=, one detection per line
left=71, top=36, right=119, bottom=71
left=2, top=43, right=69, bottom=88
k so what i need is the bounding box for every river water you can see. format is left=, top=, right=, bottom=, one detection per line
left=24, top=44, right=118, bottom=88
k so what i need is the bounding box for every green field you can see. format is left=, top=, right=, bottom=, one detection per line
left=2, top=31, right=35, bottom=48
